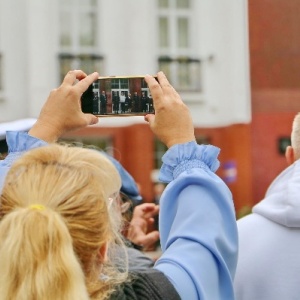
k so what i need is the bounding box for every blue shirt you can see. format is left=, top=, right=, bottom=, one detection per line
left=154, top=141, right=238, bottom=299
left=0, top=131, right=47, bottom=191
left=0, top=131, right=238, bottom=300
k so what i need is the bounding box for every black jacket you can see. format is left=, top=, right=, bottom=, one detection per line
left=111, top=269, right=181, bottom=300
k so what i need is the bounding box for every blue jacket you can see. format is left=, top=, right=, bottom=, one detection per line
left=0, top=131, right=238, bottom=300
left=0, top=131, right=47, bottom=190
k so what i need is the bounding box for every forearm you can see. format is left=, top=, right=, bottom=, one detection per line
left=154, top=142, right=238, bottom=300
left=28, top=120, right=62, bottom=143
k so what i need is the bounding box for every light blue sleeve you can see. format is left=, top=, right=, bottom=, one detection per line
left=0, top=131, right=47, bottom=191
left=154, top=141, right=238, bottom=300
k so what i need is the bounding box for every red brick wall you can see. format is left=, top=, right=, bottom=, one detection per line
left=251, top=113, right=294, bottom=202
left=249, top=0, right=300, bottom=89
left=195, top=125, right=253, bottom=213
left=249, top=0, right=300, bottom=204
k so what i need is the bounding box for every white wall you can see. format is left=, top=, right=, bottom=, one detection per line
left=188, top=0, right=251, bottom=126
left=98, top=0, right=158, bottom=76
left=0, top=0, right=28, bottom=120
left=0, top=0, right=251, bottom=127
left=0, top=0, right=59, bottom=120
left=26, top=0, right=59, bottom=117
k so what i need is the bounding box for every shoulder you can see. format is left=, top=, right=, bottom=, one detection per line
left=111, top=269, right=180, bottom=300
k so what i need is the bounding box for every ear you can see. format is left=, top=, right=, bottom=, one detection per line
left=285, top=146, right=295, bottom=166
left=98, top=242, right=108, bottom=262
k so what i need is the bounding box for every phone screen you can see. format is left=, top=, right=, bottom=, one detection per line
left=81, top=76, right=157, bottom=116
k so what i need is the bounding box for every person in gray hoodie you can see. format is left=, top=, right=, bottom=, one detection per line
left=234, top=112, right=300, bottom=300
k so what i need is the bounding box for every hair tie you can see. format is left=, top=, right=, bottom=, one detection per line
left=29, top=204, right=45, bottom=211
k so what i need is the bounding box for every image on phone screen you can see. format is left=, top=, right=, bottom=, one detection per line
left=81, top=76, right=156, bottom=116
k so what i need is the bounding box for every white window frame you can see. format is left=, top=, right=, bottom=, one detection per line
left=157, top=0, right=202, bottom=92
left=58, top=0, right=103, bottom=81
left=0, top=54, right=3, bottom=101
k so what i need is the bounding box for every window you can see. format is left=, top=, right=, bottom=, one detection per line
left=154, top=138, right=168, bottom=170
left=0, top=54, right=2, bottom=93
left=278, top=137, right=291, bottom=155
left=111, top=79, right=129, bottom=90
left=0, top=53, right=3, bottom=101
left=141, top=78, right=148, bottom=88
left=58, top=0, right=103, bottom=81
left=157, top=0, right=201, bottom=92
left=120, top=79, right=129, bottom=89
left=196, top=135, right=210, bottom=145
left=59, top=54, right=104, bottom=83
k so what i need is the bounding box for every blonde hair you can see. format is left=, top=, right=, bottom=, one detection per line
left=0, top=144, right=127, bottom=299
left=291, top=112, right=300, bottom=160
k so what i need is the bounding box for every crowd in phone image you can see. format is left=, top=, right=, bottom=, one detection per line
left=93, top=90, right=154, bottom=115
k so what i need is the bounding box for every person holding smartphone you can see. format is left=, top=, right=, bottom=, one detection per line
left=0, top=70, right=237, bottom=299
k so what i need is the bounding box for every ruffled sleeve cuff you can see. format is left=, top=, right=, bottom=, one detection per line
left=159, top=141, right=220, bottom=183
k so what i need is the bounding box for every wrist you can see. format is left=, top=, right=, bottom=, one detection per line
left=166, top=137, right=196, bottom=148
left=28, top=121, right=62, bottom=143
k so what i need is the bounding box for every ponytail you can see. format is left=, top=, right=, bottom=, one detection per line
left=0, top=206, right=89, bottom=300
left=0, top=144, right=128, bottom=299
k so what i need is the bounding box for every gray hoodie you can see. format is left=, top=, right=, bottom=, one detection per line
left=234, top=160, right=300, bottom=300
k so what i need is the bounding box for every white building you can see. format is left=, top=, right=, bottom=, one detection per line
left=0, top=0, right=250, bottom=127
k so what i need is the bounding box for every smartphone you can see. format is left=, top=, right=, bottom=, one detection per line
left=81, top=75, right=157, bottom=116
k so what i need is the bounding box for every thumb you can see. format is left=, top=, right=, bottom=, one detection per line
left=85, top=114, right=99, bottom=126
left=141, top=231, right=160, bottom=248
left=144, top=114, right=155, bottom=124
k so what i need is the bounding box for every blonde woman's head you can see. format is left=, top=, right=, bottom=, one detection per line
left=0, top=144, right=126, bottom=299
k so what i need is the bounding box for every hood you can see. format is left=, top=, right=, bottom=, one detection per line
left=253, top=160, right=300, bottom=228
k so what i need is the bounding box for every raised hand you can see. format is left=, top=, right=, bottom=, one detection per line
left=29, top=70, right=99, bottom=143
left=144, top=71, right=195, bottom=148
